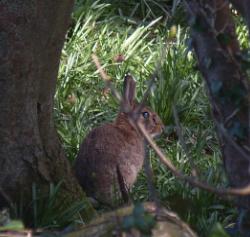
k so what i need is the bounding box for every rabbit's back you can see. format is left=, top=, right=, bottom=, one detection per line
left=74, top=122, right=145, bottom=204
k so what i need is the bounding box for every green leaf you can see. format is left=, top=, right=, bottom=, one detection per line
left=209, top=223, right=230, bottom=237
left=0, top=220, right=24, bottom=231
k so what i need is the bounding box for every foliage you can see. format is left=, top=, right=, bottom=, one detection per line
left=53, top=0, right=250, bottom=235
left=30, top=182, right=87, bottom=228
left=0, top=220, right=24, bottom=232
left=208, top=223, right=231, bottom=237
left=122, top=203, right=156, bottom=236
left=0, top=209, right=24, bottom=232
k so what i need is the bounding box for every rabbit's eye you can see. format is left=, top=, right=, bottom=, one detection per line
left=142, top=111, right=149, bottom=119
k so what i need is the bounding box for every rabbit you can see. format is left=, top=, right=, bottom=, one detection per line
left=74, top=74, right=164, bottom=206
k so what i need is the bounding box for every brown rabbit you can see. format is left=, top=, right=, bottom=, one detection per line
left=74, top=74, right=164, bottom=206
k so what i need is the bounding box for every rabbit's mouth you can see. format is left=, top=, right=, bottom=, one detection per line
left=150, top=124, right=164, bottom=138
left=151, top=133, right=161, bottom=139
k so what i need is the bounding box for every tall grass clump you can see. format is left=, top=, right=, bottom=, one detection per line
left=55, top=1, right=166, bottom=162
left=53, top=0, right=249, bottom=236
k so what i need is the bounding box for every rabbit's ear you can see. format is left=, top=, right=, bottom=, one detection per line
left=123, top=73, right=136, bottom=108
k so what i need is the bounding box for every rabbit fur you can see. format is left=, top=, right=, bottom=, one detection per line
left=74, top=74, right=164, bottom=206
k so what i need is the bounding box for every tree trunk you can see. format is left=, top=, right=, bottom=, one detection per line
left=185, top=0, right=250, bottom=234
left=0, top=0, right=94, bottom=224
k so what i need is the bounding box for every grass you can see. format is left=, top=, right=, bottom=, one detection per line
left=53, top=0, right=249, bottom=236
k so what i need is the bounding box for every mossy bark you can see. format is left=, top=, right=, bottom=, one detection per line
left=0, top=0, right=95, bottom=224
left=185, top=0, right=250, bottom=209
left=64, top=203, right=197, bottom=237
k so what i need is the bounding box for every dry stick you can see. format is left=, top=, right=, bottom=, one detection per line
left=92, top=54, right=250, bottom=196
left=215, top=121, right=250, bottom=162
left=134, top=59, right=164, bottom=207
left=143, top=144, right=159, bottom=204
left=135, top=76, right=161, bottom=209
left=92, top=54, right=121, bottom=102
left=135, top=39, right=167, bottom=115
left=172, top=105, right=198, bottom=177
left=92, top=54, right=160, bottom=204
left=136, top=121, right=250, bottom=196
left=134, top=58, right=162, bottom=111
left=134, top=73, right=157, bottom=115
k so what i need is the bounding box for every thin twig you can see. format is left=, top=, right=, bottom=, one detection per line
left=91, top=54, right=121, bottom=102
left=143, top=144, right=159, bottom=204
left=135, top=41, right=167, bottom=115
left=92, top=54, right=250, bottom=196
left=135, top=72, right=157, bottom=115
left=172, top=105, right=198, bottom=177
left=136, top=121, right=250, bottom=196
left=215, top=121, right=250, bottom=163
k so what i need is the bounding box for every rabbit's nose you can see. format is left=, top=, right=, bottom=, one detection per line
left=157, top=123, right=164, bottom=133
left=152, top=114, right=157, bottom=123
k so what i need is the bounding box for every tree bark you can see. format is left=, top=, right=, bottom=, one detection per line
left=185, top=0, right=250, bottom=207
left=0, top=0, right=94, bottom=224
left=185, top=2, right=250, bottom=234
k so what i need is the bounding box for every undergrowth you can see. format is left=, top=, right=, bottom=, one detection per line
left=53, top=0, right=249, bottom=236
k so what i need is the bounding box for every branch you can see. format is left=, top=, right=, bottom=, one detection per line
left=136, top=121, right=250, bottom=196
left=134, top=43, right=167, bottom=115
left=92, top=54, right=250, bottom=196
left=143, top=144, right=160, bottom=204
left=91, top=54, right=121, bottom=102
left=214, top=121, right=250, bottom=163
left=172, top=105, right=198, bottom=177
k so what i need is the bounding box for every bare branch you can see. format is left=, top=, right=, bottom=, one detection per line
left=134, top=72, right=157, bottom=115
left=136, top=121, right=250, bottom=196
left=134, top=43, right=167, bottom=115
left=172, top=105, right=198, bottom=177
left=92, top=54, right=250, bottom=197
left=214, top=121, right=250, bottom=163
left=91, top=54, right=122, bottom=102
left=143, top=145, right=159, bottom=204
